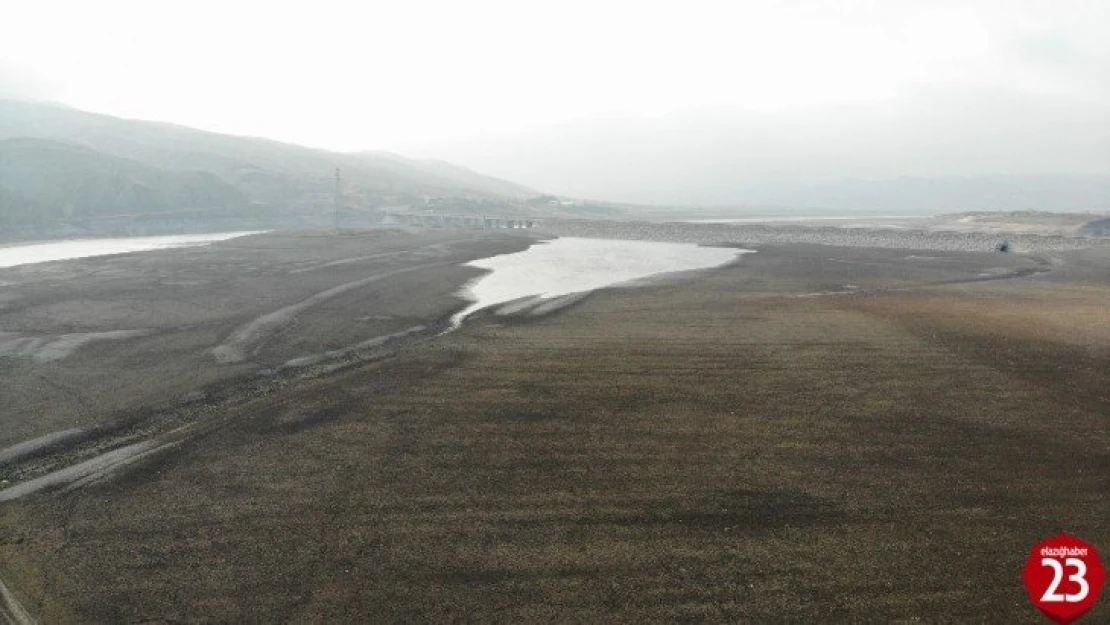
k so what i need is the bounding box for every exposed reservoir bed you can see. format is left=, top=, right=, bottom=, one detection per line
left=0, top=233, right=751, bottom=505
left=0, top=230, right=534, bottom=449
left=1, top=229, right=1106, bottom=622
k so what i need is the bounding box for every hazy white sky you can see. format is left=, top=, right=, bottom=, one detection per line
left=2, top=0, right=1107, bottom=153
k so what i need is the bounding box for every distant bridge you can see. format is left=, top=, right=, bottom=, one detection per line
left=37, top=207, right=541, bottom=233
left=383, top=213, right=539, bottom=230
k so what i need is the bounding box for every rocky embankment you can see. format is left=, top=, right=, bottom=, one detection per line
left=539, top=218, right=1110, bottom=252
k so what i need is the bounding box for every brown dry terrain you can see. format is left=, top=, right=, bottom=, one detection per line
left=0, top=235, right=1107, bottom=622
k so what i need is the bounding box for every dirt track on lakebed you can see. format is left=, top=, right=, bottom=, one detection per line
left=1, top=231, right=1108, bottom=622
left=0, top=230, right=536, bottom=450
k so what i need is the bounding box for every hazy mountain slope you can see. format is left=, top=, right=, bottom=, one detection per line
left=0, top=99, right=535, bottom=212
left=715, top=176, right=1110, bottom=214
left=0, top=137, right=247, bottom=228
left=412, top=87, right=1110, bottom=213
left=353, top=151, right=534, bottom=199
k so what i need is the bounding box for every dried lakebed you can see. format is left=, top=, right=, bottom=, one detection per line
left=0, top=232, right=748, bottom=503
left=2, top=240, right=1105, bottom=622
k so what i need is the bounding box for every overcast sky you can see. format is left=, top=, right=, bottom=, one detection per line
left=2, top=0, right=1108, bottom=201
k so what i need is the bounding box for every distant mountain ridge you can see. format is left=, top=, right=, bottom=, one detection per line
left=414, top=87, right=1110, bottom=214
left=693, top=175, right=1110, bottom=214
left=0, top=99, right=536, bottom=238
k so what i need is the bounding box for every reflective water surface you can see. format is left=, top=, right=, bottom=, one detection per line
left=454, top=237, right=750, bottom=324
left=0, top=232, right=264, bottom=269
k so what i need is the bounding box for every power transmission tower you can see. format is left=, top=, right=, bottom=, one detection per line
left=333, top=167, right=342, bottom=231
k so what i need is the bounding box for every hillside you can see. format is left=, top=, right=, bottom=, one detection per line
left=0, top=137, right=248, bottom=227
left=352, top=151, right=534, bottom=200
left=0, top=99, right=536, bottom=238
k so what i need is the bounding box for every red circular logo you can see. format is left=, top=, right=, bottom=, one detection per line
left=1023, top=533, right=1105, bottom=624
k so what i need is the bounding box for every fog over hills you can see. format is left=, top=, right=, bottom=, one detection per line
left=0, top=99, right=535, bottom=238
left=407, top=86, right=1110, bottom=213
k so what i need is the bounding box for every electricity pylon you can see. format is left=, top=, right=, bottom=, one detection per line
left=333, top=167, right=342, bottom=231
